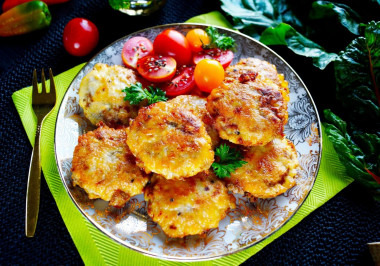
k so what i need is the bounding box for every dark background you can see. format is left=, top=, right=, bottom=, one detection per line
left=1, top=0, right=380, bottom=264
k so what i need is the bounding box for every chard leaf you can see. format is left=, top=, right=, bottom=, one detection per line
left=220, top=0, right=303, bottom=36
left=220, top=0, right=337, bottom=69
left=260, top=23, right=338, bottom=69
left=334, top=21, right=380, bottom=126
left=323, top=109, right=380, bottom=200
left=310, top=1, right=361, bottom=35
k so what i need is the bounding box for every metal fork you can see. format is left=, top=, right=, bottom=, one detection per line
left=25, top=69, right=56, bottom=237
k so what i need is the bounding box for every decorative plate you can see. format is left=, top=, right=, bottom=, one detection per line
left=54, top=23, right=322, bottom=261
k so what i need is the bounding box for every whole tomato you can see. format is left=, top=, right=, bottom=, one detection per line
left=63, top=18, right=99, bottom=56
left=153, top=29, right=192, bottom=66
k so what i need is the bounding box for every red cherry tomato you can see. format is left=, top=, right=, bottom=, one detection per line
left=137, top=55, right=176, bottom=83
left=194, top=59, right=224, bottom=93
left=63, top=18, right=99, bottom=57
left=193, top=48, right=234, bottom=69
left=122, top=37, right=154, bottom=69
left=153, top=29, right=192, bottom=66
left=162, top=66, right=195, bottom=96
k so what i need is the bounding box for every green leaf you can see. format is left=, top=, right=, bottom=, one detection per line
left=212, top=144, right=247, bottom=178
left=334, top=21, right=380, bottom=126
left=260, top=23, right=338, bottom=69
left=323, top=109, right=380, bottom=199
left=310, top=1, right=362, bottom=35
left=220, top=0, right=303, bottom=36
left=122, top=82, right=167, bottom=105
left=204, top=26, right=236, bottom=50
left=109, top=0, right=131, bottom=10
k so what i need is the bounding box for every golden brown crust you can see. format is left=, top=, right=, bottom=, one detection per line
left=79, top=63, right=145, bottom=127
left=126, top=101, right=214, bottom=179
left=71, top=125, right=150, bottom=207
left=224, top=137, right=299, bottom=198
left=225, top=57, right=290, bottom=102
left=144, top=171, right=236, bottom=238
left=169, top=95, right=220, bottom=148
left=206, top=82, right=287, bottom=146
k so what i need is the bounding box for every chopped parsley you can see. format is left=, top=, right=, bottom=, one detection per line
left=212, top=144, right=247, bottom=178
left=122, top=82, right=167, bottom=105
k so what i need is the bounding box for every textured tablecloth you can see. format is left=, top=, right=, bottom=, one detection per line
left=1, top=0, right=380, bottom=265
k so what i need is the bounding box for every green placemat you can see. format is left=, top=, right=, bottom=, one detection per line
left=12, top=11, right=353, bottom=266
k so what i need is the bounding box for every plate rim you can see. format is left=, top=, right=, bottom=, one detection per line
left=54, top=22, right=323, bottom=262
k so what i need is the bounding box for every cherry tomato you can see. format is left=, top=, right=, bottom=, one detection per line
left=137, top=55, right=176, bottom=83
left=193, top=48, right=234, bottom=69
left=153, top=29, right=192, bottom=66
left=63, top=18, right=99, bottom=57
left=186, top=29, right=210, bottom=53
left=162, top=66, right=195, bottom=96
left=122, top=37, right=153, bottom=69
left=194, top=59, right=224, bottom=93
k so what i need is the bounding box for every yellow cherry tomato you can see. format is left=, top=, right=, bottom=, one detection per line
left=194, top=59, right=225, bottom=93
left=186, top=28, right=210, bottom=52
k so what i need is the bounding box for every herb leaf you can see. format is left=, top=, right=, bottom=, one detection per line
left=212, top=144, right=247, bottom=178
left=122, top=82, right=167, bottom=105
left=204, top=26, right=235, bottom=50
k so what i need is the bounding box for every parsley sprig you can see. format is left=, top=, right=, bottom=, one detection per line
left=212, top=144, right=247, bottom=178
left=204, top=26, right=236, bottom=50
left=122, top=82, right=167, bottom=105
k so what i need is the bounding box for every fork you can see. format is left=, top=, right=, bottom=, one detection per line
left=25, top=69, right=56, bottom=237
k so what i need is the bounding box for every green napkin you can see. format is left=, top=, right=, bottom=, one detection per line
left=12, top=11, right=353, bottom=266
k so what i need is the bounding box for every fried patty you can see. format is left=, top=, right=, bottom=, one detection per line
left=79, top=63, right=143, bottom=127
left=126, top=101, right=214, bottom=179
left=145, top=171, right=236, bottom=238
left=71, top=125, right=150, bottom=207
left=169, top=95, right=220, bottom=148
left=225, top=137, right=298, bottom=198
left=225, top=57, right=290, bottom=102
left=206, top=82, right=287, bottom=146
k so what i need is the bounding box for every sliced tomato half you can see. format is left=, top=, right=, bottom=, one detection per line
left=137, top=55, right=176, bottom=83
left=193, top=48, right=234, bottom=69
left=122, top=37, right=154, bottom=69
left=162, top=66, right=196, bottom=96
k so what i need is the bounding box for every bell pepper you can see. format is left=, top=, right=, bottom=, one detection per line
left=0, top=1, right=51, bottom=37
left=2, top=0, right=70, bottom=12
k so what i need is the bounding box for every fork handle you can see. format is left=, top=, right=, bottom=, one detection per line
left=25, top=118, right=43, bottom=237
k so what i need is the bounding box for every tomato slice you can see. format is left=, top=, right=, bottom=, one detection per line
left=193, top=48, right=234, bottom=69
left=122, top=37, right=154, bottom=69
left=153, top=29, right=192, bottom=66
left=162, top=66, right=195, bottom=96
left=137, top=55, right=176, bottom=83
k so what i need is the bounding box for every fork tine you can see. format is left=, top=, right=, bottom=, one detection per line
left=49, top=68, right=56, bottom=99
left=32, top=69, right=38, bottom=94
left=41, top=68, right=46, bottom=93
